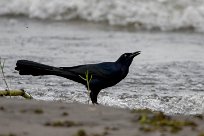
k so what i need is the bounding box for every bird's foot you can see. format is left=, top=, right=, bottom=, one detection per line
left=92, top=102, right=99, bottom=105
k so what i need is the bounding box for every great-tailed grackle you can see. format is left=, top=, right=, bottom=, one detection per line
left=15, top=51, right=141, bottom=104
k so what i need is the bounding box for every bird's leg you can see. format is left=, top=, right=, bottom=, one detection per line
left=90, top=90, right=100, bottom=105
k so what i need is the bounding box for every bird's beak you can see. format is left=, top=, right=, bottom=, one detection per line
left=130, top=51, right=141, bottom=58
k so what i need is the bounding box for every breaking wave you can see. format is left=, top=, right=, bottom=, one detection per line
left=0, top=0, right=204, bottom=32
left=1, top=0, right=204, bottom=31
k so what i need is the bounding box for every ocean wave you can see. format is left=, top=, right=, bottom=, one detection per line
left=1, top=0, right=204, bottom=31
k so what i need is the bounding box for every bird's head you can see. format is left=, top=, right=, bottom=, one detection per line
left=116, top=51, right=141, bottom=67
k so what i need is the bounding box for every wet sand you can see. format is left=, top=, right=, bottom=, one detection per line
left=0, top=98, right=204, bottom=136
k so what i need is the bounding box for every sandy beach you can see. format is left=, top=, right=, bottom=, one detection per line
left=0, top=98, right=204, bottom=136
left=1, top=0, right=204, bottom=135
left=0, top=15, right=204, bottom=136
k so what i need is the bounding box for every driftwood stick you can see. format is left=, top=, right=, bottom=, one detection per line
left=0, top=89, right=33, bottom=99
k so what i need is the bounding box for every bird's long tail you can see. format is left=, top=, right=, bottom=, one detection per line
left=15, top=60, right=61, bottom=76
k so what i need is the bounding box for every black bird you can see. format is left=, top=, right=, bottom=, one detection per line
left=15, top=51, right=141, bottom=104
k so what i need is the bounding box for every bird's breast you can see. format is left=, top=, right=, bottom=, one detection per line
left=120, top=67, right=129, bottom=79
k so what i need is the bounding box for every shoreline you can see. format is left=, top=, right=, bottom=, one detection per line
left=1, top=16, right=201, bottom=34
left=0, top=98, right=204, bottom=136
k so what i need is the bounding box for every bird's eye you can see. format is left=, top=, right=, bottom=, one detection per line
left=124, top=54, right=127, bottom=57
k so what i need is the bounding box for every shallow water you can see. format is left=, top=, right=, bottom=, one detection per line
left=0, top=17, right=204, bottom=114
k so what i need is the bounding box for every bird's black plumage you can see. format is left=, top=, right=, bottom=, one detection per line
left=15, top=51, right=141, bottom=104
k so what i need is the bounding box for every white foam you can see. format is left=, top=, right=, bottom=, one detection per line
left=1, top=0, right=204, bottom=31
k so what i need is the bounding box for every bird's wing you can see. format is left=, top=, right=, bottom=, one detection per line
left=60, top=62, right=120, bottom=80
